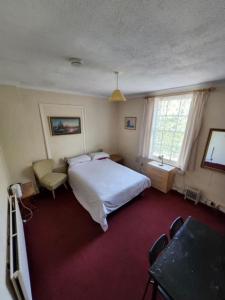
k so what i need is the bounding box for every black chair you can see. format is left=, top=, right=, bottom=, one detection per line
left=169, top=216, right=184, bottom=239
left=142, top=234, right=169, bottom=300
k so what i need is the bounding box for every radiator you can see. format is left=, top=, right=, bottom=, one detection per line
left=9, top=195, right=33, bottom=300
left=184, top=186, right=201, bottom=204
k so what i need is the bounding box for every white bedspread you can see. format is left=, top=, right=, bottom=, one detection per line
left=68, top=159, right=151, bottom=231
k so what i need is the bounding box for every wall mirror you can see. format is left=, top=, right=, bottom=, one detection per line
left=201, top=128, right=225, bottom=173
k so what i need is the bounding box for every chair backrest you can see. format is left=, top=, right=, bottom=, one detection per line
left=149, top=234, right=168, bottom=266
left=32, top=159, right=53, bottom=180
left=170, top=216, right=184, bottom=239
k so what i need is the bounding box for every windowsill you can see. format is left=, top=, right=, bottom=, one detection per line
left=147, top=160, right=176, bottom=172
left=149, top=157, right=177, bottom=168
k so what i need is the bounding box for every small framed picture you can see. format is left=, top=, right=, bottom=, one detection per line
left=124, top=117, right=137, bottom=130
left=49, top=116, right=81, bottom=136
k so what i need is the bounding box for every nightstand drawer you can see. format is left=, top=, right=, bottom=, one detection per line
left=147, top=167, right=168, bottom=181
left=146, top=161, right=176, bottom=193
left=147, top=170, right=168, bottom=193
left=151, top=179, right=168, bottom=193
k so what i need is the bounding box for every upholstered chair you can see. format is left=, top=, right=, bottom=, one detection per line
left=32, top=159, right=67, bottom=199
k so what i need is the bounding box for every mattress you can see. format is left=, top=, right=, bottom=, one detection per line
left=68, top=158, right=151, bottom=231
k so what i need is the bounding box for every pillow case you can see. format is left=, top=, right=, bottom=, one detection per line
left=90, top=152, right=110, bottom=160
left=67, top=154, right=91, bottom=166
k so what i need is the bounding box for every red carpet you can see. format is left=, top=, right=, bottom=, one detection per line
left=24, top=187, right=225, bottom=300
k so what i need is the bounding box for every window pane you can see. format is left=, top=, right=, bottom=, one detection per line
left=167, top=100, right=180, bottom=115
left=173, top=131, right=184, bottom=146
left=156, top=116, right=165, bottom=130
left=158, top=101, right=168, bottom=115
left=150, top=94, right=192, bottom=164
left=177, top=116, right=188, bottom=132
left=162, top=131, right=173, bottom=147
left=180, top=99, right=191, bottom=115
left=152, top=143, right=161, bottom=156
left=152, top=130, right=163, bottom=144
left=171, top=151, right=180, bottom=161
left=163, top=116, right=177, bottom=131
left=161, top=145, right=172, bottom=160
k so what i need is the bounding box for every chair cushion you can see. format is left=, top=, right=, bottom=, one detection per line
left=33, top=159, right=54, bottom=179
left=40, top=172, right=67, bottom=190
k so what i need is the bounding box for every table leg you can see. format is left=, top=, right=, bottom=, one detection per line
left=151, top=282, right=158, bottom=300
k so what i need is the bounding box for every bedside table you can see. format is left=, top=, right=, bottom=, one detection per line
left=110, top=154, right=124, bottom=164
left=21, top=182, right=36, bottom=200
left=21, top=181, right=36, bottom=210
left=145, top=161, right=176, bottom=193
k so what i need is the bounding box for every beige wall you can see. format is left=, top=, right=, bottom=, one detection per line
left=118, top=88, right=225, bottom=209
left=118, top=98, right=145, bottom=170
left=0, top=145, right=14, bottom=300
left=1, top=83, right=224, bottom=297
left=0, top=86, right=118, bottom=183
left=40, top=103, right=86, bottom=164
left=0, top=84, right=118, bottom=298
left=1, top=84, right=225, bottom=209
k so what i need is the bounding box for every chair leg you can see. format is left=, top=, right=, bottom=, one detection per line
left=64, top=182, right=68, bottom=190
left=158, top=286, right=171, bottom=300
left=142, top=277, right=150, bottom=300
left=52, top=190, right=55, bottom=199
left=151, top=282, right=158, bottom=300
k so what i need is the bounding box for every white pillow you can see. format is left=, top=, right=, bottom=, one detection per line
left=67, top=154, right=91, bottom=166
left=90, top=152, right=110, bottom=160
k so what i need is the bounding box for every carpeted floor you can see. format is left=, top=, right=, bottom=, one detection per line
left=24, top=187, right=225, bottom=300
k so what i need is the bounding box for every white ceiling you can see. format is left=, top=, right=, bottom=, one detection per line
left=0, top=0, right=225, bottom=97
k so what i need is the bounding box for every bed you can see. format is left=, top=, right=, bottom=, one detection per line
left=68, top=158, right=151, bottom=231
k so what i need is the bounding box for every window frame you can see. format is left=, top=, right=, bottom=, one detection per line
left=149, top=93, right=193, bottom=166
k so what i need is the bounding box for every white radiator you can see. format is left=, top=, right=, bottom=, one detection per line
left=9, top=195, right=33, bottom=300
left=184, top=186, right=201, bottom=204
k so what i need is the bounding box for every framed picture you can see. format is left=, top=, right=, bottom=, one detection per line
left=49, top=116, right=81, bottom=136
left=124, top=117, right=137, bottom=130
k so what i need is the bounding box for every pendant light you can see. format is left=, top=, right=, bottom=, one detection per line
left=109, top=71, right=126, bottom=102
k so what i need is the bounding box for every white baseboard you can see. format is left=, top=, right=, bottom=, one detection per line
left=172, top=186, right=225, bottom=214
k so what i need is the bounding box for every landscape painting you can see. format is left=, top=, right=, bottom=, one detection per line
left=49, top=117, right=81, bottom=135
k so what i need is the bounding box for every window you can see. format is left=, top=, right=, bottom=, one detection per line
left=150, top=93, right=192, bottom=165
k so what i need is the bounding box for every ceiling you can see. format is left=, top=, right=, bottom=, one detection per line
left=0, top=0, right=225, bottom=97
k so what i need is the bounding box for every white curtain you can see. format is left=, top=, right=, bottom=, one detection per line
left=138, top=97, right=155, bottom=159
left=178, top=90, right=210, bottom=172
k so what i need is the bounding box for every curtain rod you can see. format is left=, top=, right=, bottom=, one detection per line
left=144, top=87, right=215, bottom=99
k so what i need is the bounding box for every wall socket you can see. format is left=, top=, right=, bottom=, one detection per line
left=201, top=195, right=221, bottom=210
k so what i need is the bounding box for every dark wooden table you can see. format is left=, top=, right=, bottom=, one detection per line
left=150, top=217, right=225, bottom=300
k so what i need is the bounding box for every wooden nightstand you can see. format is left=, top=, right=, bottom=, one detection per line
left=21, top=182, right=37, bottom=208
left=145, top=161, right=176, bottom=193
left=110, top=154, right=124, bottom=164
left=21, top=182, right=36, bottom=200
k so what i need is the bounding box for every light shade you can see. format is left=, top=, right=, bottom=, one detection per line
left=109, top=71, right=127, bottom=102
left=109, top=89, right=126, bottom=102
